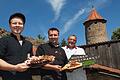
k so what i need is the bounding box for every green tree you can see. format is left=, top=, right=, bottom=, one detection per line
left=34, top=34, right=46, bottom=46
left=111, top=28, right=120, bottom=40
left=37, top=34, right=45, bottom=40
left=60, top=38, right=67, bottom=47
left=0, top=27, right=10, bottom=38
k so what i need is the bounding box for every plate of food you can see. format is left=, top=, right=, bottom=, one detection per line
left=26, top=55, right=55, bottom=68
left=61, top=60, right=82, bottom=71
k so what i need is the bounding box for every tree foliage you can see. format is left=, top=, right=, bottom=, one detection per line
left=36, top=34, right=46, bottom=43
left=37, top=34, right=45, bottom=40
left=60, top=38, right=67, bottom=47
left=111, top=27, right=120, bottom=40
left=32, top=34, right=46, bottom=46
left=0, top=27, right=10, bottom=38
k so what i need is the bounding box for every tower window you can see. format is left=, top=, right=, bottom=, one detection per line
left=88, top=27, right=91, bottom=30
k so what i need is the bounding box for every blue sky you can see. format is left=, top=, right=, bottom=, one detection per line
left=0, top=0, right=120, bottom=45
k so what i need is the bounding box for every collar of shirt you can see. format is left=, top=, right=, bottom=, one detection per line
left=10, top=33, right=25, bottom=45
left=66, top=45, right=77, bottom=49
left=10, top=33, right=25, bottom=41
left=49, top=42, right=59, bottom=48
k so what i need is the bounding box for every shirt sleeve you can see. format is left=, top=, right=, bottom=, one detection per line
left=0, top=38, right=7, bottom=58
left=62, top=48, right=69, bottom=65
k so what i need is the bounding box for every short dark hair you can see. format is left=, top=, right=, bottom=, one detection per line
left=9, top=13, right=26, bottom=24
left=48, top=27, right=59, bottom=35
left=68, top=35, right=77, bottom=40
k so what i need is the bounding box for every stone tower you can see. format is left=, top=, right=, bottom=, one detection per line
left=83, top=8, right=108, bottom=44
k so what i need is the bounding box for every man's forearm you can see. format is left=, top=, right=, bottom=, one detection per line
left=42, top=64, right=61, bottom=71
left=0, top=59, right=16, bottom=71
left=42, top=64, right=54, bottom=70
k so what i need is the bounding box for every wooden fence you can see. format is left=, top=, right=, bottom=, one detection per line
left=79, top=40, right=120, bottom=69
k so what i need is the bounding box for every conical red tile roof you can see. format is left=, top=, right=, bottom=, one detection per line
left=87, top=8, right=103, bottom=21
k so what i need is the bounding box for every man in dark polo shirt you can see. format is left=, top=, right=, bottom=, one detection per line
left=36, top=28, right=68, bottom=80
left=0, top=13, right=33, bottom=80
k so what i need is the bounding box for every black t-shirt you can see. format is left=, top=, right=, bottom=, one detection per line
left=36, top=42, right=68, bottom=80
left=0, top=33, right=33, bottom=80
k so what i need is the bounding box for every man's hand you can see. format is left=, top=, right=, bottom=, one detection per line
left=51, top=65, right=62, bottom=71
left=14, top=63, right=29, bottom=72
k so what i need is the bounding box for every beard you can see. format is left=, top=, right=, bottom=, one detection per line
left=49, top=38, right=58, bottom=43
left=49, top=38, right=59, bottom=47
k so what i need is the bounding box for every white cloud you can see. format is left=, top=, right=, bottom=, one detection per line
left=47, top=0, right=66, bottom=21
left=62, top=8, right=85, bottom=34
left=62, top=0, right=108, bottom=35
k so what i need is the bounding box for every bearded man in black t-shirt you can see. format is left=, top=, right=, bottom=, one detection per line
left=36, top=27, right=68, bottom=80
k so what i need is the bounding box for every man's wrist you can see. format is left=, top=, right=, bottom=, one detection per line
left=11, top=65, right=17, bottom=71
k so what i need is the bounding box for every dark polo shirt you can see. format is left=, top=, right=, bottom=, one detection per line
left=0, top=33, right=33, bottom=80
left=36, top=42, right=68, bottom=80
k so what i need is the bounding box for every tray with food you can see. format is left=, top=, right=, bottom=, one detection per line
left=61, top=54, right=99, bottom=71
left=61, top=60, right=82, bottom=71
left=26, top=55, right=55, bottom=68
